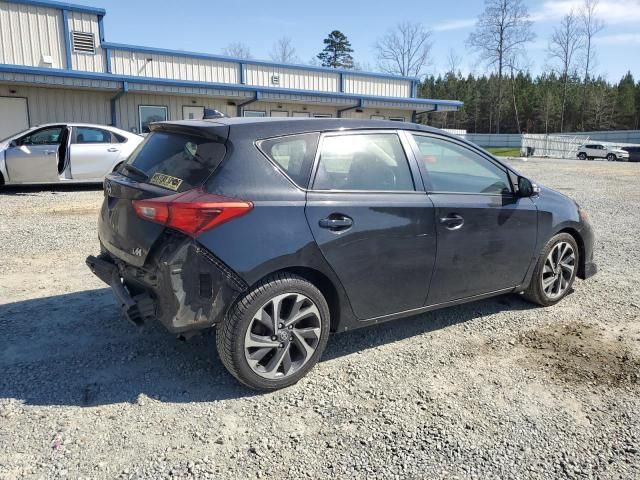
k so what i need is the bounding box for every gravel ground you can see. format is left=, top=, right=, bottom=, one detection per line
left=0, top=158, right=638, bottom=479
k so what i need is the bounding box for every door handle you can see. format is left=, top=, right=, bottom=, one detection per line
left=319, top=215, right=353, bottom=230
left=440, top=214, right=464, bottom=230
left=107, top=147, right=119, bottom=152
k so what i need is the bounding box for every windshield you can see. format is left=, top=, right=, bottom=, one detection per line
left=123, top=131, right=226, bottom=192
left=0, top=126, right=38, bottom=144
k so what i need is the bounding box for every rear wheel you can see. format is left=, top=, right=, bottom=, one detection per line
left=216, top=273, right=330, bottom=390
left=578, top=152, right=587, bottom=160
left=522, top=233, right=578, bottom=306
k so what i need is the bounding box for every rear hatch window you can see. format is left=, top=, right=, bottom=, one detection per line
left=123, top=131, right=226, bottom=192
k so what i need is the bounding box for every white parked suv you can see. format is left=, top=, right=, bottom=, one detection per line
left=577, top=143, right=630, bottom=161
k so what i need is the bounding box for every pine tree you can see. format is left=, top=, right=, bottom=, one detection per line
left=317, top=31, right=354, bottom=69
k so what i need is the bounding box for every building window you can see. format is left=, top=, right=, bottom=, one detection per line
left=139, top=105, right=168, bottom=134
left=313, top=114, right=332, bottom=118
left=292, top=112, right=310, bottom=117
left=243, top=110, right=266, bottom=117
left=389, top=117, right=405, bottom=122
left=270, top=111, right=289, bottom=117
left=370, top=115, right=385, bottom=120
left=71, top=31, right=96, bottom=54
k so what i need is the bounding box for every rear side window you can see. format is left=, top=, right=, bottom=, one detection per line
left=257, top=132, right=319, bottom=187
left=313, top=133, right=414, bottom=191
left=124, top=131, right=226, bottom=192
left=74, top=127, right=112, bottom=144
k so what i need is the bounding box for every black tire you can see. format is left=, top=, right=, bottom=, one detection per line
left=216, top=272, right=330, bottom=391
left=607, top=153, right=616, bottom=161
left=578, top=152, right=587, bottom=160
left=522, top=233, right=579, bottom=307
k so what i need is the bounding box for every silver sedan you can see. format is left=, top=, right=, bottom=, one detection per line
left=0, top=123, right=143, bottom=186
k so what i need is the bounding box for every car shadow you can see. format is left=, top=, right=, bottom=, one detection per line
left=0, top=288, right=536, bottom=407
left=0, top=184, right=103, bottom=196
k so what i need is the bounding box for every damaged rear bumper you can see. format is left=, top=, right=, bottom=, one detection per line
left=86, top=236, right=247, bottom=333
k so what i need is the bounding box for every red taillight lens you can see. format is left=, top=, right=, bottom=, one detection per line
left=132, top=188, right=253, bottom=237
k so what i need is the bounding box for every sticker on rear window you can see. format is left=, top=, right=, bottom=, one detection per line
left=149, top=173, right=183, bottom=191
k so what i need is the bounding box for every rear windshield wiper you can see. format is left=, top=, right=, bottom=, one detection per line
left=123, top=163, right=149, bottom=181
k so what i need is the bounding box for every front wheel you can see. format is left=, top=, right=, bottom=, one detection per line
left=216, top=273, right=330, bottom=390
left=607, top=153, right=616, bottom=161
left=578, top=152, right=587, bottom=160
left=522, top=233, right=579, bottom=307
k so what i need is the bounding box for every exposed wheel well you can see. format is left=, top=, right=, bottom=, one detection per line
left=558, top=227, right=586, bottom=279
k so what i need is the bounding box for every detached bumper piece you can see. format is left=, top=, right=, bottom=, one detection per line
left=86, top=255, right=155, bottom=327
left=86, top=235, right=248, bottom=334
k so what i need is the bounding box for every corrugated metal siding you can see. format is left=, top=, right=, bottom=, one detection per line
left=66, top=11, right=105, bottom=72
left=0, top=84, right=111, bottom=125
left=0, top=1, right=65, bottom=68
left=110, top=50, right=238, bottom=84
left=244, top=65, right=339, bottom=92
left=114, top=93, right=234, bottom=132
left=249, top=101, right=337, bottom=117
left=344, top=74, right=410, bottom=98
left=341, top=108, right=412, bottom=120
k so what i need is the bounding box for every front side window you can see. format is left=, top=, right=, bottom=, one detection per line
left=314, top=133, right=414, bottom=191
left=411, top=134, right=511, bottom=195
left=258, top=133, right=319, bottom=187
left=18, top=126, right=63, bottom=146
left=139, top=105, right=168, bottom=134
left=74, top=127, right=112, bottom=144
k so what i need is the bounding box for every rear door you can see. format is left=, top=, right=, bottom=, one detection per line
left=4, top=125, right=65, bottom=183
left=69, top=126, right=121, bottom=179
left=100, top=124, right=228, bottom=267
left=305, top=130, right=437, bottom=320
left=408, top=133, right=538, bottom=305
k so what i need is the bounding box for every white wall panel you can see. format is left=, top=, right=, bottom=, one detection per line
left=344, top=74, right=410, bottom=98
left=244, top=65, right=339, bottom=93
left=0, top=1, right=65, bottom=68
left=110, top=50, right=239, bottom=84
left=0, top=84, right=111, bottom=125
left=67, top=11, right=105, bottom=72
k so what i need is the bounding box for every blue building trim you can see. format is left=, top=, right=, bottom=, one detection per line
left=339, top=73, right=344, bottom=93
left=61, top=9, right=72, bottom=70
left=101, top=42, right=420, bottom=83
left=97, top=15, right=105, bottom=42
left=0, top=64, right=464, bottom=109
left=8, top=0, right=105, bottom=15
left=411, top=81, right=418, bottom=98
left=239, top=63, right=245, bottom=84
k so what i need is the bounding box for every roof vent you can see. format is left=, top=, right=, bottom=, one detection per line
left=72, top=31, right=96, bottom=54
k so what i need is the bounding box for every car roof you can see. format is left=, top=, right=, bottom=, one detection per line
left=155, top=117, right=449, bottom=140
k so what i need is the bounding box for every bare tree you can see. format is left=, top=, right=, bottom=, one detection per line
left=375, top=22, right=432, bottom=78
left=446, top=49, right=461, bottom=76
left=467, top=0, right=535, bottom=133
left=548, top=11, right=582, bottom=133
left=579, top=0, right=604, bottom=129
left=270, top=37, right=298, bottom=63
left=222, top=42, right=252, bottom=59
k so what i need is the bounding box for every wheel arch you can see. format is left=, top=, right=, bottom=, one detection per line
left=245, top=266, right=345, bottom=333
left=557, top=227, right=586, bottom=279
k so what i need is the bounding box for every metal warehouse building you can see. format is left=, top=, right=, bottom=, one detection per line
left=0, top=0, right=462, bottom=139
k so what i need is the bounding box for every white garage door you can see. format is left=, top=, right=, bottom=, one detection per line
left=0, top=97, right=29, bottom=139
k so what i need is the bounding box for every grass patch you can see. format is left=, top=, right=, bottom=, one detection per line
left=486, top=147, right=521, bottom=157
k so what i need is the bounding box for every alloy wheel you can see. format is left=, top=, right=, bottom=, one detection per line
left=244, top=293, right=322, bottom=379
left=541, top=241, right=575, bottom=300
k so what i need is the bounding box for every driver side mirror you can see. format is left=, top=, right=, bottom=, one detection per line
left=8, top=140, right=17, bottom=148
left=518, top=176, right=540, bottom=197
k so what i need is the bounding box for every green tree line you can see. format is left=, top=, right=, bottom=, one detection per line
left=418, top=71, right=640, bottom=134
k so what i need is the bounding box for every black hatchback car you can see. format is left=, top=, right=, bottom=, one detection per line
left=87, top=118, right=597, bottom=390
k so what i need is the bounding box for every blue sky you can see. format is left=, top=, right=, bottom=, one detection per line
left=93, top=0, right=640, bottom=82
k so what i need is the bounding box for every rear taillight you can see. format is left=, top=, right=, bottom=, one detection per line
left=132, top=188, right=253, bottom=237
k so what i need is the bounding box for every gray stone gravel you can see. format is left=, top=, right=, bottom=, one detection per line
left=0, top=159, right=638, bottom=479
